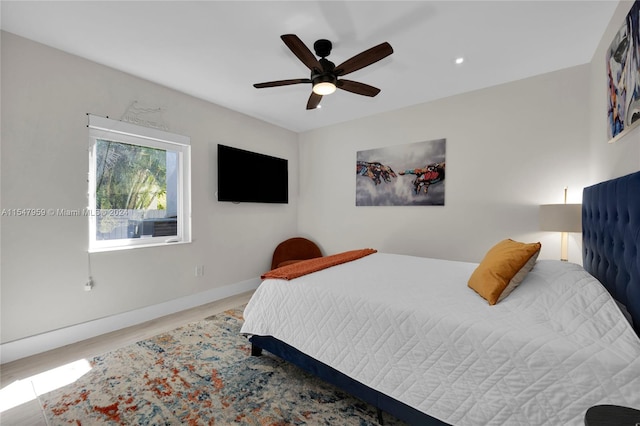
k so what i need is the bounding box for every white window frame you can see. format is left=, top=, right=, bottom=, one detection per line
left=87, top=114, right=191, bottom=252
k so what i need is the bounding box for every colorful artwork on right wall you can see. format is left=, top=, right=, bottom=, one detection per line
left=607, top=0, right=640, bottom=142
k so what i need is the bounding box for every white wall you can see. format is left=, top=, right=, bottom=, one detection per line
left=1, top=32, right=299, bottom=345
left=298, top=65, right=591, bottom=264
left=588, top=0, right=640, bottom=182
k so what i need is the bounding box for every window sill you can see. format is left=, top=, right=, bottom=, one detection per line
left=88, top=240, right=191, bottom=253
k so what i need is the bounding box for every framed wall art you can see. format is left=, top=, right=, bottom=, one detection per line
left=356, top=138, right=445, bottom=206
left=607, top=0, right=640, bottom=142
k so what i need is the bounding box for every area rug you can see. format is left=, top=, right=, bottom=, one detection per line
left=40, top=306, right=407, bottom=425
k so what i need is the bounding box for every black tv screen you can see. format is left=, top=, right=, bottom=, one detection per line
left=217, top=144, right=288, bottom=203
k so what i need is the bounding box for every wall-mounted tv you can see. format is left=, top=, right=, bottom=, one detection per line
left=217, top=144, right=288, bottom=204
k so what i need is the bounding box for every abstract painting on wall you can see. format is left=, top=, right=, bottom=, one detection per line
left=607, top=0, right=640, bottom=142
left=356, top=138, right=445, bottom=206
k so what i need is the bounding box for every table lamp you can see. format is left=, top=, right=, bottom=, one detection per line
left=539, top=187, right=582, bottom=261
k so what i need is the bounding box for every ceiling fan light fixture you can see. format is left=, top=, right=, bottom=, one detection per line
left=312, top=81, right=337, bottom=95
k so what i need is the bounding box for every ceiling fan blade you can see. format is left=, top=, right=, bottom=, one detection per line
left=306, top=92, right=322, bottom=110
left=337, top=79, right=381, bottom=97
left=254, top=78, right=311, bottom=88
left=281, top=34, right=322, bottom=72
left=335, top=42, right=393, bottom=76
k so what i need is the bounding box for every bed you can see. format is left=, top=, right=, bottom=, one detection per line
left=240, top=171, right=640, bottom=425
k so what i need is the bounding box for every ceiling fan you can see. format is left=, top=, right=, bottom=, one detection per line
left=254, top=34, right=393, bottom=110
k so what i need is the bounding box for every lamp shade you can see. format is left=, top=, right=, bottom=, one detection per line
left=539, top=204, right=582, bottom=232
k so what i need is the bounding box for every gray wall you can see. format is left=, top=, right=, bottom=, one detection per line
left=297, top=65, right=591, bottom=264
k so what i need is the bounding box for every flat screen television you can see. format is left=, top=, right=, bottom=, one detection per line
left=217, top=144, right=288, bottom=204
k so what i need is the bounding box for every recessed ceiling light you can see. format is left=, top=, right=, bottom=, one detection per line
left=455, top=57, right=464, bottom=65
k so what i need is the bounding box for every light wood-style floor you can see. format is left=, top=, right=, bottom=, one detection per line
left=0, top=290, right=254, bottom=425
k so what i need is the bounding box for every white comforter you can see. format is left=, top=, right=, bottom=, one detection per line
left=241, top=253, right=640, bottom=425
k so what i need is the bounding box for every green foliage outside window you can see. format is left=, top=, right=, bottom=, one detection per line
left=96, top=139, right=167, bottom=211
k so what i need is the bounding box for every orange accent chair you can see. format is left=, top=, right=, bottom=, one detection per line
left=271, top=237, right=322, bottom=270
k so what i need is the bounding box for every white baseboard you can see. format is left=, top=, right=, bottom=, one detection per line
left=0, top=278, right=260, bottom=364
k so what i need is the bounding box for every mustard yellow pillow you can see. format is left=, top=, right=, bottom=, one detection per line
left=468, top=239, right=541, bottom=305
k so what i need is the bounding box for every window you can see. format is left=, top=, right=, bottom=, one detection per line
left=88, top=114, right=191, bottom=252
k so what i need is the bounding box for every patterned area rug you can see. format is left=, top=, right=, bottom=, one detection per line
left=41, top=307, right=407, bottom=425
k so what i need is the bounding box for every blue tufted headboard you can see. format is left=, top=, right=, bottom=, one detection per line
left=582, top=171, right=640, bottom=336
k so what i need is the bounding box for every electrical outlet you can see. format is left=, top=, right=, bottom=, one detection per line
left=195, top=265, right=204, bottom=277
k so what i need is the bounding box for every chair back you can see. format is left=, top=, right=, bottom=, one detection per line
left=271, top=237, right=322, bottom=269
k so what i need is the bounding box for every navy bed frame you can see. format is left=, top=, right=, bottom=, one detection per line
left=250, top=170, right=640, bottom=425
left=582, top=170, right=640, bottom=337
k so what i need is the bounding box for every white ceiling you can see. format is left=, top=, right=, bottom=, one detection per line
left=1, top=1, right=618, bottom=133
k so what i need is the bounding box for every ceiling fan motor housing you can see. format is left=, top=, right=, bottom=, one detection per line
left=311, top=58, right=337, bottom=87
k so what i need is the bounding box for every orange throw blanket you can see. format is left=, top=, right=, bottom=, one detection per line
left=261, top=248, right=377, bottom=280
